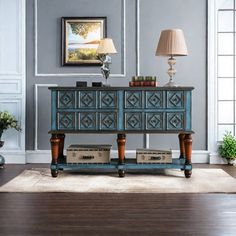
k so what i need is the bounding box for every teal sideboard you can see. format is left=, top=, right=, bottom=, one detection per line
left=49, top=86, right=194, bottom=178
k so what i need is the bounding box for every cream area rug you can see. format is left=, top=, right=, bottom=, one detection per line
left=0, top=168, right=236, bottom=193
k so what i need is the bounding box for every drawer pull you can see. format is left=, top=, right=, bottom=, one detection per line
left=150, top=156, right=161, bottom=160
left=82, top=156, right=95, bottom=160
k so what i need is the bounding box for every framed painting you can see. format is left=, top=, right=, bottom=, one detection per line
left=62, top=17, right=107, bottom=66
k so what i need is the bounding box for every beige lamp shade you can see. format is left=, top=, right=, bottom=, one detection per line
left=96, top=38, right=117, bottom=54
left=155, top=29, right=188, bottom=56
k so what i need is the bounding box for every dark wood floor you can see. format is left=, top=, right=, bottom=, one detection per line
left=0, top=164, right=236, bottom=236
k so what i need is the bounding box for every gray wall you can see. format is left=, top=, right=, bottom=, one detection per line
left=26, top=0, right=207, bottom=151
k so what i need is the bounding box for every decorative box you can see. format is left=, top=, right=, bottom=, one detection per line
left=67, top=145, right=112, bottom=164
left=136, top=149, right=172, bottom=164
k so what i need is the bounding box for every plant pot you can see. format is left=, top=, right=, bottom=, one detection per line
left=227, top=158, right=235, bottom=166
left=0, top=140, right=4, bottom=148
left=0, top=140, right=4, bottom=167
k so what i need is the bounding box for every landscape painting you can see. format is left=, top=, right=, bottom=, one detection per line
left=62, top=17, right=106, bottom=66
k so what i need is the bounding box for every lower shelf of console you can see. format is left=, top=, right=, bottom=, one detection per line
left=51, top=158, right=192, bottom=178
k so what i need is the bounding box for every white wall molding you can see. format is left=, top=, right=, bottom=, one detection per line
left=0, top=0, right=26, bottom=164
left=136, top=0, right=149, bottom=148
left=34, top=0, right=126, bottom=78
left=26, top=149, right=210, bottom=164
left=0, top=0, right=23, bottom=75
left=3, top=152, right=26, bottom=164
left=34, top=84, right=58, bottom=150
left=209, top=152, right=228, bottom=164
left=207, top=0, right=218, bottom=155
left=0, top=79, right=22, bottom=94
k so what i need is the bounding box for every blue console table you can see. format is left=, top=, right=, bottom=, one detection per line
left=49, top=86, right=194, bottom=178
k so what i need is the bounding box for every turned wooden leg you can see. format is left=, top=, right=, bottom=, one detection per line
left=58, top=133, right=65, bottom=160
left=184, top=134, right=192, bottom=178
left=117, top=133, right=126, bottom=177
left=178, top=133, right=185, bottom=159
left=50, top=134, right=60, bottom=177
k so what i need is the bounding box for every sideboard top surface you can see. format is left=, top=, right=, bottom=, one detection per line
left=48, top=86, right=194, bottom=91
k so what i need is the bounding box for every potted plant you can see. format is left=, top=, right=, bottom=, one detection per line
left=0, top=111, right=21, bottom=167
left=219, top=132, right=236, bottom=165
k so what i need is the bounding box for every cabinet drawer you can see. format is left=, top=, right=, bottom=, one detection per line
left=145, top=112, right=164, bottom=130
left=79, top=112, right=97, bottom=130
left=99, top=112, right=117, bottom=130
left=124, top=91, right=142, bottom=109
left=100, top=91, right=118, bottom=108
left=58, top=91, right=75, bottom=109
left=167, top=91, right=184, bottom=109
left=145, top=91, right=164, bottom=108
left=79, top=91, right=96, bottom=108
left=166, top=112, right=185, bottom=130
left=124, top=112, right=143, bottom=130
left=57, top=112, right=76, bottom=130
left=77, top=112, right=118, bottom=131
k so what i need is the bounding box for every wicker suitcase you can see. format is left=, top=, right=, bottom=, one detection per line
left=67, top=145, right=112, bottom=164
left=136, top=149, right=172, bottom=164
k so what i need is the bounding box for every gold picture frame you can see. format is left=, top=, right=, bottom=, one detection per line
left=62, top=17, right=107, bottom=66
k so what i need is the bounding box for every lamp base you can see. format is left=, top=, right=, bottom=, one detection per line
left=164, top=80, right=178, bottom=87
left=102, top=83, right=111, bottom=87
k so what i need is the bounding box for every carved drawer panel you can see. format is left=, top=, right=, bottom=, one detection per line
left=100, top=91, right=118, bottom=108
left=166, top=112, right=184, bottom=130
left=145, top=91, right=164, bottom=108
left=124, top=112, right=143, bottom=130
left=57, top=112, right=75, bottom=130
left=79, top=112, right=96, bottom=130
left=79, top=91, right=96, bottom=108
left=167, top=91, right=184, bottom=109
left=99, top=112, right=117, bottom=130
left=124, top=91, right=142, bottom=109
left=145, top=112, right=164, bottom=130
left=58, top=91, right=75, bottom=109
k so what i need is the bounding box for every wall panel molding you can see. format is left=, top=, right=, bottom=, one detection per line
left=0, top=79, right=22, bottom=94
left=34, top=0, right=127, bottom=77
left=0, top=0, right=23, bottom=75
left=0, top=0, right=26, bottom=163
left=34, top=84, right=58, bottom=150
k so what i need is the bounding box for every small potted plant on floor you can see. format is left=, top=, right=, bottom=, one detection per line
left=219, top=132, right=236, bottom=165
left=0, top=111, right=21, bottom=167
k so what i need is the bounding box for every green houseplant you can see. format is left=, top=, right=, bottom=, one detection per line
left=219, top=132, right=236, bottom=165
left=0, top=111, right=21, bottom=167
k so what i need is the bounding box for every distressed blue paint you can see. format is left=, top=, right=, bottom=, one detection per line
left=58, top=91, right=75, bottom=109
left=185, top=91, right=191, bottom=131
left=55, top=158, right=192, bottom=171
left=146, top=91, right=164, bottom=108
left=100, top=91, right=118, bottom=109
left=118, top=90, right=123, bottom=131
left=145, top=112, right=164, bottom=130
left=51, top=91, right=57, bottom=130
left=167, top=91, right=184, bottom=109
left=125, top=90, right=142, bottom=109
left=50, top=87, right=193, bottom=133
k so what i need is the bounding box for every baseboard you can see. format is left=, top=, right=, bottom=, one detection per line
left=2, top=151, right=26, bottom=164
left=2, top=149, right=226, bottom=165
left=209, top=152, right=228, bottom=164
left=26, top=149, right=210, bottom=164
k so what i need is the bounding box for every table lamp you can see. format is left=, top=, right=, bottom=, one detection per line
left=155, top=29, right=188, bottom=87
left=96, top=38, right=117, bottom=86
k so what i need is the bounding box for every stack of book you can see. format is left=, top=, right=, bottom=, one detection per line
left=129, top=76, right=158, bottom=87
